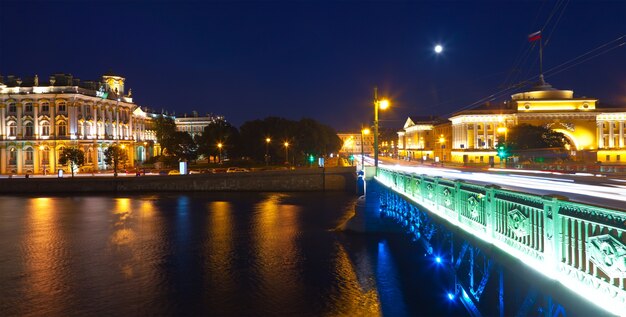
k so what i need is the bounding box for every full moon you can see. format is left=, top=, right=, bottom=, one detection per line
left=434, top=45, right=443, bottom=53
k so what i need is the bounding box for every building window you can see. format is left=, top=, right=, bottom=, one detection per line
left=9, top=149, right=17, bottom=165
left=41, top=102, right=49, bottom=112
left=606, top=155, right=610, bottom=161
left=41, top=149, right=49, bottom=165
left=24, top=148, right=33, bottom=165
left=24, top=122, right=33, bottom=137
left=86, top=148, right=93, bottom=164
left=9, top=103, right=16, bottom=113
left=58, top=102, right=66, bottom=112
left=8, top=122, right=17, bottom=136
left=58, top=121, right=67, bottom=136
left=41, top=122, right=50, bottom=136
left=25, top=103, right=33, bottom=112
left=617, top=155, right=621, bottom=162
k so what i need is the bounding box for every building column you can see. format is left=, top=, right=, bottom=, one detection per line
left=609, top=121, right=614, bottom=148
left=93, top=144, right=99, bottom=170
left=115, top=105, right=120, bottom=139
left=17, top=102, right=23, bottom=138
left=473, top=123, right=478, bottom=149
left=16, top=148, right=22, bottom=174
left=0, top=104, right=5, bottom=139
left=49, top=148, right=56, bottom=172
left=34, top=103, right=39, bottom=138
left=597, top=121, right=604, bottom=149
left=0, top=147, right=6, bottom=174
left=34, top=146, right=40, bottom=174
left=483, top=122, right=488, bottom=149
left=618, top=121, right=624, bottom=148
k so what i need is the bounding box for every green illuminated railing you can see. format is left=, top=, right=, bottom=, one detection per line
left=376, top=167, right=626, bottom=315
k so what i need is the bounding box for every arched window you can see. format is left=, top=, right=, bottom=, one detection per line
left=25, top=103, right=33, bottom=113
left=8, top=122, right=17, bottom=137
left=40, top=147, right=50, bottom=165
left=57, top=147, right=65, bottom=165
left=24, top=122, right=34, bottom=137
left=57, top=121, right=67, bottom=136
left=24, top=147, right=33, bottom=165
left=9, top=148, right=17, bottom=165
left=86, top=148, right=93, bottom=164
left=57, top=101, right=67, bottom=112
left=8, top=103, right=16, bottom=113
left=41, top=121, right=50, bottom=136
left=41, top=102, right=50, bottom=113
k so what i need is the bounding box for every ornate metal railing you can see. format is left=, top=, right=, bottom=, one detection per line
left=376, top=167, right=626, bottom=316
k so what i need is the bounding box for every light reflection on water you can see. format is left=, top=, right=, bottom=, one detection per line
left=0, top=193, right=461, bottom=316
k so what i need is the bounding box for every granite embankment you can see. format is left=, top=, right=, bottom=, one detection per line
left=0, top=167, right=357, bottom=194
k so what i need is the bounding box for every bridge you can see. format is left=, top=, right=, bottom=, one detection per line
left=348, top=166, right=626, bottom=316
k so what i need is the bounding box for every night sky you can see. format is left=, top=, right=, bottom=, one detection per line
left=1, top=1, right=624, bottom=131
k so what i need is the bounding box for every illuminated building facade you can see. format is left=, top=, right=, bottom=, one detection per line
left=338, top=132, right=374, bottom=157
left=397, top=116, right=452, bottom=162
left=175, top=111, right=225, bottom=137
left=399, top=82, right=626, bottom=164
left=0, top=73, right=156, bottom=174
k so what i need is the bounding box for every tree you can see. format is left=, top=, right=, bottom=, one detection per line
left=58, top=147, right=85, bottom=177
left=104, top=144, right=129, bottom=177
left=153, top=115, right=177, bottom=155
left=196, top=119, right=240, bottom=162
left=169, top=131, right=198, bottom=162
left=506, top=124, right=569, bottom=150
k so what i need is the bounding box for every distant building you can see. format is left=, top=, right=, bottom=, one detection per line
left=175, top=111, right=224, bottom=137
left=338, top=132, right=374, bottom=157
left=397, top=116, right=451, bottom=162
left=0, top=72, right=156, bottom=174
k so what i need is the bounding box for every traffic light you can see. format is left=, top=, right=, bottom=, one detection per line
left=309, top=155, right=315, bottom=163
left=497, top=144, right=508, bottom=159
left=349, top=154, right=354, bottom=162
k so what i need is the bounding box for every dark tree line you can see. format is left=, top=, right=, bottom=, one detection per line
left=153, top=116, right=342, bottom=165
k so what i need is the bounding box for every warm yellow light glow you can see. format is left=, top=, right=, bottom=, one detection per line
left=284, top=142, right=289, bottom=147
left=379, top=99, right=390, bottom=110
left=266, top=138, right=271, bottom=143
left=497, top=127, right=508, bottom=134
left=217, top=143, right=223, bottom=149
left=362, top=128, right=370, bottom=135
left=39, top=145, right=45, bottom=151
left=120, top=144, right=126, bottom=149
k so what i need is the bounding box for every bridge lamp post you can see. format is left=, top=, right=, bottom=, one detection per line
left=438, top=135, right=445, bottom=166
left=265, top=137, right=271, bottom=166
left=373, top=87, right=390, bottom=170
left=217, top=143, right=223, bottom=164
left=361, top=127, right=370, bottom=170
left=284, top=142, right=289, bottom=165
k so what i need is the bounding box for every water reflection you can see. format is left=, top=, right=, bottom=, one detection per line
left=0, top=193, right=466, bottom=316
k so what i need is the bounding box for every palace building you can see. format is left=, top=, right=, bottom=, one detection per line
left=0, top=73, right=156, bottom=174
left=398, top=79, right=626, bottom=164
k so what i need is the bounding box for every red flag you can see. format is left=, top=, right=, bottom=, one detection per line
left=528, top=31, right=541, bottom=42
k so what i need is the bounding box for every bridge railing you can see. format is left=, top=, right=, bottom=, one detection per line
left=376, top=167, right=626, bottom=315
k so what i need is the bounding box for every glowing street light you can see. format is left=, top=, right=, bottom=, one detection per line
left=373, top=87, right=390, bottom=170
left=284, top=141, right=289, bottom=165
left=217, top=142, right=223, bottom=164
left=265, top=137, right=271, bottom=166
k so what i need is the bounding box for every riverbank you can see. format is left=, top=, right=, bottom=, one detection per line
left=0, top=167, right=357, bottom=194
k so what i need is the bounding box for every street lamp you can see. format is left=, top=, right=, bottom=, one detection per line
left=373, top=87, right=390, bottom=170
left=265, top=137, right=271, bottom=166
left=361, top=127, right=370, bottom=170
left=438, top=135, right=445, bottom=166
left=217, top=143, right=223, bottom=164
left=284, top=141, right=289, bottom=165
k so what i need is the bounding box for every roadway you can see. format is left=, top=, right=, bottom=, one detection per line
left=363, top=156, right=626, bottom=211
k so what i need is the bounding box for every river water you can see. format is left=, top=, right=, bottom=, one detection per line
left=0, top=193, right=466, bottom=316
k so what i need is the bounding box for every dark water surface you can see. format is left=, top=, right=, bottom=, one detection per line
left=0, top=193, right=464, bottom=316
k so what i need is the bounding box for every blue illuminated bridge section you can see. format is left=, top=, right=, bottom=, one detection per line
left=373, top=167, right=626, bottom=316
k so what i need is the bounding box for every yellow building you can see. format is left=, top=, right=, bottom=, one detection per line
left=0, top=73, right=157, bottom=174
left=397, top=116, right=452, bottom=162
left=400, top=81, right=626, bottom=164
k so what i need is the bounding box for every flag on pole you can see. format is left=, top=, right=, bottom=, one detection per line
left=528, top=31, right=541, bottom=42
